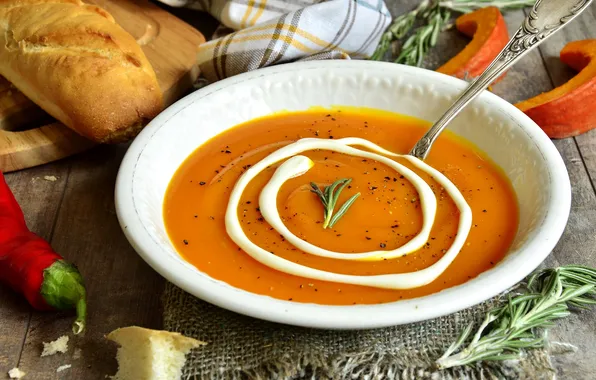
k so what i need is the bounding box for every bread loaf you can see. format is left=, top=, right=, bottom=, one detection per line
left=0, top=0, right=163, bottom=143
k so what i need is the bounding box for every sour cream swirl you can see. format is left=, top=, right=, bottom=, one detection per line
left=225, top=138, right=472, bottom=289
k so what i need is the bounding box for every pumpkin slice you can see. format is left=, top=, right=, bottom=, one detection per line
left=516, top=39, right=596, bottom=138
left=437, top=7, right=509, bottom=82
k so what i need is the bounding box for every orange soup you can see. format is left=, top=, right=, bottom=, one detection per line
left=164, top=108, right=519, bottom=305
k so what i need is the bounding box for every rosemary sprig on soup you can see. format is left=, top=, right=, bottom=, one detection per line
left=164, top=108, right=517, bottom=304
left=310, top=178, right=361, bottom=229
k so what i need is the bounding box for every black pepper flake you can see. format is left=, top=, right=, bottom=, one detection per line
left=225, top=150, right=232, bottom=154
left=199, top=181, right=206, bottom=185
left=391, top=224, right=399, bottom=228
left=246, top=201, right=252, bottom=204
left=183, top=239, right=189, bottom=245
left=384, top=176, right=391, bottom=180
left=482, top=209, right=487, bottom=213
left=365, top=237, right=372, bottom=240
left=194, top=215, right=198, bottom=218
left=400, top=175, right=404, bottom=179
left=288, top=298, right=293, bottom=301
left=210, top=216, right=215, bottom=220
left=256, top=207, right=261, bottom=212
left=329, top=136, right=334, bottom=139
left=370, top=186, right=378, bottom=190
left=380, top=243, right=386, bottom=248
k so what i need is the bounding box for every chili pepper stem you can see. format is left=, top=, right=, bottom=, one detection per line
left=40, top=260, right=87, bottom=334
left=73, top=297, right=87, bottom=335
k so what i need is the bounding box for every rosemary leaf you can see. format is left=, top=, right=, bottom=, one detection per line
left=328, top=193, right=361, bottom=228
left=395, top=5, right=450, bottom=66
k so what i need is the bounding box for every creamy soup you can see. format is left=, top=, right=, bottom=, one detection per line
left=164, top=108, right=518, bottom=305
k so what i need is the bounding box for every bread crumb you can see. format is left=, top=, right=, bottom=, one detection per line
left=43, top=175, right=58, bottom=182
left=8, top=368, right=26, bottom=379
left=41, top=335, right=69, bottom=357
left=107, top=326, right=206, bottom=380
left=56, top=364, right=71, bottom=373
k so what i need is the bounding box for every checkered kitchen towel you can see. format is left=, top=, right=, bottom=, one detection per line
left=158, top=0, right=392, bottom=81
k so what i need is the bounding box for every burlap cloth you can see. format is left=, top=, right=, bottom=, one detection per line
left=163, top=283, right=556, bottom=379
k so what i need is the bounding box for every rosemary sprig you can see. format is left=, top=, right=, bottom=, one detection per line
left=395, top=4, right=451, bottom=66
left=310, top=178, right=361, bottom=229
left=370, top=0, right=429, bottom=61
left=436, top=265, right=596, bottom=368
left=372, top=0, right=536, bottom=66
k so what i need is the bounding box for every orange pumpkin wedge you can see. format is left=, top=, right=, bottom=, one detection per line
left=516, top=40, right=596, bottom=138
left=437, top=7, right=509, bottom=82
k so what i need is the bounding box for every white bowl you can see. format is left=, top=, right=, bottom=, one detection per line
left=115, top=61, right=571, bottom=329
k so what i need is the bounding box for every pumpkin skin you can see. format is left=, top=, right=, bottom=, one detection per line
left=437, top=7, right=509, bottom=82
left=516, top=39, right=596, bottom=138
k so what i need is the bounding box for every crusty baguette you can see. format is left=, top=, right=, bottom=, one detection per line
left=0, top=0, right=163, bottom=143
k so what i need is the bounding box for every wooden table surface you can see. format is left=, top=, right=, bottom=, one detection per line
left=1, top=1, right=595, bottom=379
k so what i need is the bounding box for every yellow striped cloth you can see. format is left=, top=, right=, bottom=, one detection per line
left=158, top=0, right=392, bottom=81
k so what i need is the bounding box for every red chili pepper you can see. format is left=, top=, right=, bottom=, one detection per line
left=0, top=172, right=86, bottom=334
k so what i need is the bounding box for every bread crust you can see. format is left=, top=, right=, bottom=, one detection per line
left=0, top=0, right=163, bottom=143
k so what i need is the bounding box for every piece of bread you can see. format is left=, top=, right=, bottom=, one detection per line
left=8, top=367, right=26, bottom=379
left=107, top=326, right=206, bottom=380
left=0, top=0, right=163, bottom=143
left=41, top=335, right=69, bottom=357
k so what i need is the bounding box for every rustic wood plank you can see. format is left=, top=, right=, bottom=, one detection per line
left=528, top=5, right=596, bottom=379
left=0, top=163, right=70, bottom=375
left=578, top=128, right=596, bottom=191
left=14, top=146, right=164, bottom=380
left=530, top=3, right=596, bottom=192
left=542, top=137, right=596, bottom=380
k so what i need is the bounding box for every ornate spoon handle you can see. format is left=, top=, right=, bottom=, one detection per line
left=409, top=0, right=593, bottom=160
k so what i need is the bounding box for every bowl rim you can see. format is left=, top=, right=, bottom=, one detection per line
left=115, top=60, right=571, bottom=329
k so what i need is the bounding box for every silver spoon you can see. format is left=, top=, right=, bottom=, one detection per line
left=409, top=0, right=593, bottom=160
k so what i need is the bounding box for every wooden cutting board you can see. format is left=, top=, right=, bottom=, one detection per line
left=0, top=0, right=205, bottom=173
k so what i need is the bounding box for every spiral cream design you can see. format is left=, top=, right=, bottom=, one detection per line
left=225, top=138, right=472, bottom=289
